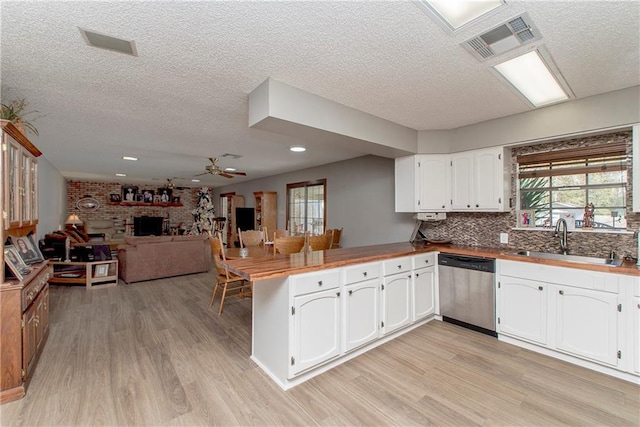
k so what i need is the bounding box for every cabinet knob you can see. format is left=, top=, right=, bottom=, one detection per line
left=538, top=286, right=543, bottom=291
left=442, top=205, right=445, bottom=208
left=475, top=204, right=479, bottom=208
left=416, top=273, right=420, bottom=277
left=318, top=280, right=323, bottom=286
left=467, top=205, right=470, bottom=208
left=363, top=272, right=367, bottom=277
left=397, top=265, right=402, bottom=269
left=559, top=290, right=564, bottom=295
left=349, top=290, right=353, bottom=296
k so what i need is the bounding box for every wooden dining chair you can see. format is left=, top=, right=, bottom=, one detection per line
left=273, top=234, right=305, bottom=255
left=308, top=231, right=333, bottom=251
left=238, top=228, right=264, bottom=247
left=209, top=232, right=251, bottom=315
left=273, top=229, right=289, bottom=238
left=329, top=227, right=343, bottom=248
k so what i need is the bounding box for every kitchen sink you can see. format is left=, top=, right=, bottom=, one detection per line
left=513, top=250, right=623, bottom=266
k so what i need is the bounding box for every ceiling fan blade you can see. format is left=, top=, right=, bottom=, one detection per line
left=208, top=157, right=217, bottom=164
left=231, top=171, right=247, bottom=176
left=194, top=172, right=209, bottom=177
left=219, top=173, right=234, bottom=178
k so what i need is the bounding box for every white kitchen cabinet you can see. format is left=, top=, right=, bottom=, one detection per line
left=555, top=286, right=619, bottom=367
left=381, top=271, right=412, bottom=335
left=289, top=270, right=341, bottom=377
left=412, top=266, right=435, bottom=321
left=497, top=276, right=548, bottom=345
left=343, top=279, right=380, bottom=352
left=394, top=154, right=450, bottom=212
left=290, top=287, right=341, bottom=377
left=632, top=124, right=639, bottom=212
left=633, top=296, right=640, bottom=375
left=450, top=147, right=509, bottom=212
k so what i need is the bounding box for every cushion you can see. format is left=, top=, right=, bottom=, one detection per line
left=171, top=234, right=207, bottom=242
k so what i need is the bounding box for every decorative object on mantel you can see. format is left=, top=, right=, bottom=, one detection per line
left=76, top=195, right=100, bottom=211
left=582, top=202, right=595, bottom=229
left=0, top=98, right=43, bottom=136
left=517, top=209, right=534, bottom=228
left=191, top=187, right=215, bottom=234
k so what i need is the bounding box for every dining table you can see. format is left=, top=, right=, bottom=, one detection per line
left=225, top=245, right=272, bottom=259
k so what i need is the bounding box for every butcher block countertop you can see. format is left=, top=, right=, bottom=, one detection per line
left=221, top=242, right=640, bottom=281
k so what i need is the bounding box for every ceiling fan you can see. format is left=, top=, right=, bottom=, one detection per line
left=195, top=157, right=247, bottom=179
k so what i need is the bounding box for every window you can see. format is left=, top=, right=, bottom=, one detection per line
left=287, top=179, right=326, bottom=235
left=518, top=143, right=627, bottom=229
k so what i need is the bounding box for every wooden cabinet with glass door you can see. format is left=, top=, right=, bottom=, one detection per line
left=1, top=120, right=41, bottom=233
left=254, top=191, right=277, bottom=233
left=222, top=194, right=244, bottom=247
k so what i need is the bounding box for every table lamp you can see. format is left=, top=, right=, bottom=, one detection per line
left=65, top=214, right=82, bottom=229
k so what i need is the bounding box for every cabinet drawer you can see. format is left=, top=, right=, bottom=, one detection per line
left=344, top=262, right=380, bottom=284
left=383, top=257, right=412, bottom=276
left=413, top=253, right=436, bottom=269
left=291, top=270, right=340, bottom=296
left=22, top=266, right=51, bottom=311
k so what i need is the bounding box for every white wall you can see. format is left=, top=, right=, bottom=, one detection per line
left=37, top=156, right=66, bottom=240
left=213, top=155, right=416, bottom=248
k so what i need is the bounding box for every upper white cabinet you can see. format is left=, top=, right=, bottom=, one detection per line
left=632, top=124, right=639, bottom=212
left=395, top=154, right=450, bottom=212
left=450, top=147, right=510, bottom=212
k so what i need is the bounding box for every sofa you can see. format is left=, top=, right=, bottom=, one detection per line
left=117, top=235, right=212, bottom=284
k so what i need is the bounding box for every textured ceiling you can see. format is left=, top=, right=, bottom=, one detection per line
left=1, top=0, right=639, bottom=187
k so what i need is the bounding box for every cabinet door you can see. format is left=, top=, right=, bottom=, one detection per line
left=21, top=152, right=32, bottom=225
left=6, top=138, right=21, bottom=228
left=413, top=266, right=435, bottom=321
left=450, top=153, right=473, bottom=210
left=474, top=148, right=502, bottom=210
left=22, top=301, right=38, bottom=379
left=417, top=155, right=449, bottom=211
left=497, top=277, right=548, bottom=345
left=381, top=272, right=412, bottom=335
left=291, top=288, right=341, bottom=376
left=556, top=286, right=619, bottom=366
left=30, top=159, right=38, bottom=223
left=633, top=297, right=640, bottom=374
left=343, top=279, right=380, bottom=352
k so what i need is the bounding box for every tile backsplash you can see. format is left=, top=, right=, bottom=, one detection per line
left=419, top=130, right=639, bottom=260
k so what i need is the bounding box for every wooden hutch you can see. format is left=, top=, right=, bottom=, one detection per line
left=0, top=120, right=50, bottom=404
left=254, top=191, right=277, bottom=234
left=221, top=193, right=244, bottom=247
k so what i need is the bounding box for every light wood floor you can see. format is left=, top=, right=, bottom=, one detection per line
left=1, top=271, right=638, bottom=426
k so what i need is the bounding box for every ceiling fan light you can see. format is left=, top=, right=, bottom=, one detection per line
left=290, top=146, right=306, bottom=152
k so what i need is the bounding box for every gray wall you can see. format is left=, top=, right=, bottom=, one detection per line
left=213, top=155, right=416, bottom=248
left=37, top=156, right=66, bottom=240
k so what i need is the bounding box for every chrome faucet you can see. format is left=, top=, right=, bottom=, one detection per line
left=554, top=218, right=568, bottom=255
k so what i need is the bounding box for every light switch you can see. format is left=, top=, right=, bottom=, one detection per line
left=500, top=232, right=509, bottom=244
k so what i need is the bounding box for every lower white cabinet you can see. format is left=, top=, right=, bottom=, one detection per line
left=555, top=286, right=619, bottom=366
left=413, top=266, right=435, bottom=321
left=343, top=279, right=380, bottom=352
left=381, top=271, right=412, bottom=335
left=633, top=297, right=640, bottom=375
left=290, top=287, right=341, bottom=377
left=498, top=276, right=548, bottom=346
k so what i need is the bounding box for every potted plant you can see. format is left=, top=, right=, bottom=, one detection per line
left=1, top=98, right=41, bottom=136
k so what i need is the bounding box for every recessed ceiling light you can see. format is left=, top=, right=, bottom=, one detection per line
left=418, top=0, right=505, bottom=32
left=290, top=146, right=306, bottom=152
left=122, top=156, right=138, bottom=161
left=191, top=179, right=200, bottom=183
left=224, top=167, right=237, bottom=172
left=115, top=173, right=126, bottom=177
left=494, top=50, right=569, bottom=107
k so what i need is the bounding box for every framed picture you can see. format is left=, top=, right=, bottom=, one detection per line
left=157, top=188, right=172, bottom=203
left=153, top=195, right=162, bottom=203
left=94, top=264, right=109, bottom=278
left=172, top=196, right=180, bottom=203
left=10, top=235, right=42, bottom=264
left=4, top=245, right=31, bottom=280
left=92, top=244, right=112, bottom=261
left=27, top=233, right=45, bottom=262
left=142, top=189, right=154, bottom=203
left=518, top=209, right=535, bottom=228
left=110, top=193, right=121, bottom=202
left=123, top=186, right=138, bottom=202
left=135, top=193, right=144, bottom=202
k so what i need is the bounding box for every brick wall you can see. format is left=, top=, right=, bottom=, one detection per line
left=65, top=181, right=202, bottom=233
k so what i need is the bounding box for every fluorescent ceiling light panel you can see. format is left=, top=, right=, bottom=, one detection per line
left=421, top=0, right=505, bottom=31
left=122, top=156, right=138, bottom=161
left=494, top=50, right=569, bottom=107
left=290, top=146, right=306, bottom=152
left=191, top=179, right=200, bottom=182
left=115, top=173, right=126, bottom=177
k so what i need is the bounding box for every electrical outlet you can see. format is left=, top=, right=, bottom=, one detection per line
left=500, top=232, right=509, bottom=244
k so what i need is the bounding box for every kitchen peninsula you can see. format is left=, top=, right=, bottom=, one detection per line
left=222, top=242, right=640, bottom=389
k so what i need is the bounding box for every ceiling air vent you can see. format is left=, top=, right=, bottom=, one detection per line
left=463, top=13, right=540, bottom=61
left=79, top=27, right=138, bottom=56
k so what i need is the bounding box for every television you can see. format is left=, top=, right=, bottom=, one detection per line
left=235, top=208, right=255, bottom=232
left=134, top=216, right=164, bottom=236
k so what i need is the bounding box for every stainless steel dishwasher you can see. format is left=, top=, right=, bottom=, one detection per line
left=438, top=253, right=496, bottom=336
